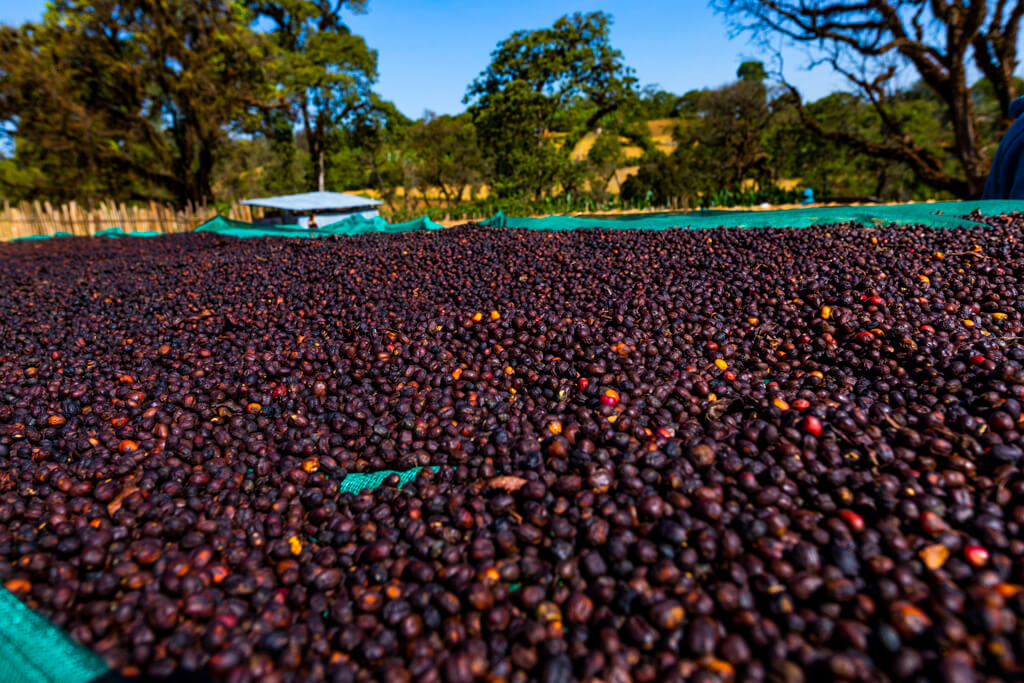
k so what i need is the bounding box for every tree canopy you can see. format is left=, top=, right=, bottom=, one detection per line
left=465, top=11, right=637, bottom=198
left=1, top=5, right=1022, bottom=213
left=714, top=0, right=1024, bottom=196
left=408, top=113, right=488, bottom=208
left=0, top=0, right=274, bottom=206
left=251, top=0, right=378, bottom=192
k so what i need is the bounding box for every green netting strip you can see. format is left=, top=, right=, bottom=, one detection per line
left=95, top=226, right=161, bottom=238
left=478, top=199, right=1024, bottom=231
left=195, top=214, right=444, bottom=238
left=12, top=200, right=1024, bottom=242
left=0, top=588, right=107, bottom=683
left=338, top=466, right=441, bottom=494
left=11, top=226, right=160, bottom=241
left=9, top=214, right=445, bottom=242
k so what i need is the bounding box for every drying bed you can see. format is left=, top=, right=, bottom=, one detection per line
left=0, top=218, right=1022, bottom=681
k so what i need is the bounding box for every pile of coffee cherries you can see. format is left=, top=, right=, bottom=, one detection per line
left=0, top=218, right=1022, bottom=681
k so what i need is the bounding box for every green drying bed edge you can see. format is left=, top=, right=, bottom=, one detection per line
left=0, top=587, right=108, bottom=683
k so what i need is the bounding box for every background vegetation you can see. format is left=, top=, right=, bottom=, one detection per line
left=1, top=1, right=1022, bottom=218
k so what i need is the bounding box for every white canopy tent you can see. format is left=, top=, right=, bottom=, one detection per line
left=242, top=191, right=383, bottom=228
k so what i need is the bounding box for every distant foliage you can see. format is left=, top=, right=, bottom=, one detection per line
left=1, top=5, right=1021, bottom=211
left=714, top=0, right=1024, bottom=196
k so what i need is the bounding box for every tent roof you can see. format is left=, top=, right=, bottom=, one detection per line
left=240, top=191, right=383, bottom=211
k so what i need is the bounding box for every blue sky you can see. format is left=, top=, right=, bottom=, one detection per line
left=0, top=0, right=855, bottom=119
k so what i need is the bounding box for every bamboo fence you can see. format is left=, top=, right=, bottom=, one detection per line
left=0, top=200, right=257, bottom=241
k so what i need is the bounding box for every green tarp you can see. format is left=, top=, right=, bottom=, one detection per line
left=11, top=231, right=77, bottom=241
left=0, top=588, right=107, bottom=683
left=195, top=200, right=1024, bottom=240
left=94, top=227, right=161, bottom=238
left=10, top=200, right=1024, bottom=243
left=478, top=199, right=1024, bottom=231
left=11, top=234, right=61, bottom=241
left=194, top=213, right=444, bottom=238
left=11, top=227, right=159, bottom=241
left=338, top=466, right=441, bottom=495
left=7, top=214, right=445, bottom=242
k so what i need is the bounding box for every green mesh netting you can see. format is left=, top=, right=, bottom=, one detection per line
left=11, top=227, right=160, bottom=241
left=12, top=199, right=1024, bottom=243
left=8, top=214, right=444, bottom=242
left=478, top=199, right=1024, bottom=231
left=337, top=466, right=441, bottom=495
left=10, top=232, right=78, bottom=241
left=0, top=588, right=107, bottom=683
left=194, top=214, right=444, bottom=238
left=94, top=227, right=161, bottom=238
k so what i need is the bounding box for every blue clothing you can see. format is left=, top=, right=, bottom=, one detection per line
left=982, top=97, right=1024, bottom=199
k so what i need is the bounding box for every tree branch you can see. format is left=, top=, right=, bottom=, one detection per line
left=782, top=81, right=967, bottom=196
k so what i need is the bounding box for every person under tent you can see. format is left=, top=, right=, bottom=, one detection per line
left=983, top=96, right=1024, bottom=199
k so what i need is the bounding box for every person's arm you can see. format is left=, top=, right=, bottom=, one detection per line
left=984, top=96, right=1024, bottom=199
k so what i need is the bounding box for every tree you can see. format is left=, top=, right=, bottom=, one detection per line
left=250, top=0, right=378, bottom=192
left=634, top=85, right=680, bottom=119
left=765, top=89, right=945, bottom=201
left=0, top=0, right=274, bottom=206
left=714, top=0, right=1024, bottom=197
left=676, top=80, right=774, bottom=193
left=622, top=79, right=775, bottom=206
left=620, top=150, right=694, bottom=207
left=586, top=130, right=625, bottom=202
left=465, top=11, right=637, bottom=199
left=348, top=95, right=411, bottom=212
left=212, top=134, right=308, bottom=203
left=408, top=113, right=488, bottom=208
left=0, top=21, right=140, bottom=204
left=737, top=60, right=767, bottom=82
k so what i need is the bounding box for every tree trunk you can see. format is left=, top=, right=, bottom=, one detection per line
left=947, top=73, right=988, bottom=197
left=301, top=94, right=321, bottom=192
left=874, top=167, right=888, bottom=200
left=370, top=157, right=395, bottom=212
